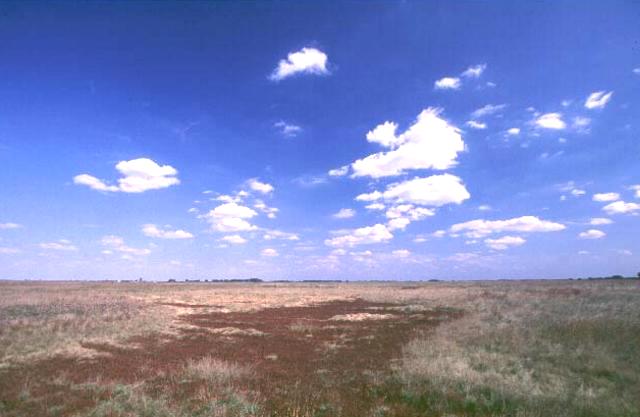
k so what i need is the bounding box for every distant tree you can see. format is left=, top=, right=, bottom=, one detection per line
left=637, top=272, right=640, bottom=279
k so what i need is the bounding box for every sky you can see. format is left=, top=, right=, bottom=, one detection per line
left=1, top=1, right=639, bottom=281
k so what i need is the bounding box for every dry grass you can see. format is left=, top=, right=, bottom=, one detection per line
left=396, top=280, right=640, bottom=416
left=182, top=356, right=250, bottom=385
left=1, top=279, right=639, bottom=417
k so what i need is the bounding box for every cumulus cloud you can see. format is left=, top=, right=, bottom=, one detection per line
left=590, top=217, right=613, bottom=225
left=221, top=235, right=247, bottom=245
left=142, top=224, right=194, bottom=239
left=247, top=178, right=274, bottom=194
left=101, top=235, right=150, bottom=257
left=325, top=224, right=393, bottom=248
left=365, top=203, right=385, bottom=211
left=579, top=229, right=606, bottom=239
left=434, top=77, right=461, bottom=90
left=39, top=239, right=78, bottom=251
left=485, top=235, right=525, bottom=250
left=356, top=174, right=470, bottom=207
left=534, top=113, right=566, bottom=129
left=450, top=216, right=566, bottom=239
left=584, top=91, right=613, bottom=109
left=629, top=185, right=640, bottom=198
left=270, top=47, right=329, bottom=81
left=0, top=222, right=21, bottom=230
left=203, top=202, right=258, bottom=232
left=74, top=158, right=179, bottom=193
left=392, top=249, right=411, bottom=258
left=261, top=248, right=279, bottom=257
left=351, top=109, right=465, bottom=178
left=274, top=121, right=302, bottom=137
left=328, top=165, right=349, bottom=177
left=592, top=192, right=620, bottom=202
left=602, top=200, right=640, bottom=215
left=471, top=104, right=507, bottom=119
left=263, top=229, right=300, bottom=241
left=507, top=128, right=520, bottom=135
left=333, top=208, right=356, bottom=219
left=461, top=64, right=487, bottom=78
left=385, top=204, right=434, bottom=230
left=466, top=120, right=487, bottom=130
left=254, top=201, right=278, bottom=219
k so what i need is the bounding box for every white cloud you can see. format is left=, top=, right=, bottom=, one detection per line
left=73, top=174, right=119, bottom=192
left=392, top=249, right=411, bottom=258
left=247, top=178, right=274, bottom=194
left=590, top=218, right=612, bottom=225
left=274, top=121, right=302, bottom=137
left=602, top=200, right=640, bottom=215
left=270, top=47, right=329, bottom=81
left=328, top=165, right=349, bottom=177
left=584, top=91, right=613, bottom=109
left=618, top=249, right=632, bottom=256
left=572, top=116, right=591, bottom=132
left=356, top=191, right=383, bottom=202
left=0, top=247, right=20, bottom=254
left=356, top=174, right=470, bottom=207
left=631, top=185, right=640, bottom=198
left=261, top=248, right=279, bottom=257
left=592, top=192, right=620, bottom=202
left=387, top=217, right=411, bottom=231
left=351, top=109, right=465, bottom=178
left=221, top=235, right=247, bottom=245
left=263, top=229, right=300, bottom=241
left=471, top=104, right=507, bottom=119
left=101, top=235, right=150, bottom=256
left=365, top=203, right=385, bottom=211
left=385, top=204, right=435, bottom=230
left=450, top=216, right=565, bottom=238
left=434, top=77, right=461, bottom=90
left=254, top=200, right=279, bottom=219
left=333, top=208, right=356, bottom=219
left=570, top=189, right=586, bottom=197
left=203, top=202, right=258, bottom=232
left=507, top=128, right=520, bottom=136
left=478, top=205, right=492, bottom=211
left=461, top=64, right=486, bottom=78
left=634, top=68, right=640, bottom=75
left=485, top=235, right=525, bottom=250
left=209, top=202, right=257, bottom=219
left=324, top=224, right=393, bottom=248
left=535, top=113, right=566, bottom=129
left=0, top=223, right=21, bottom=230
left=294, top=175, right=327, bottom=187
left=366, top=121, right=402, bottom=147
left=74, top=158, right=179, bottom=193
left=142, top=224, right=194, bottom=239
left=39, top=240, right=78, bottom=251
left=579, top=229, right=606, bottom=239
left=466, top=120, right=487, bottom=130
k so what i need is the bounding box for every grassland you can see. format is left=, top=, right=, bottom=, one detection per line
left=0, top=279, right=638, bottom=416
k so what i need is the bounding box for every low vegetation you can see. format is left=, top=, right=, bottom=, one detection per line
left=0, top=280, right=638, bottom=416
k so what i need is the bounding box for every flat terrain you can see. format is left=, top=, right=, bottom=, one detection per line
left=0, top=280, right=639, bottom=417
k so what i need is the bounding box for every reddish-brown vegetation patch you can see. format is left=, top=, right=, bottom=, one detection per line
left=0, top=299, right=461, bottom=416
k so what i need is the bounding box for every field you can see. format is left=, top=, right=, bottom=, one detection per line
left=0, top=280, right=639, bottom=417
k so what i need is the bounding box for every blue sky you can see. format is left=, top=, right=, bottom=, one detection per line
left=1, top=1, right=639, bottom=280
